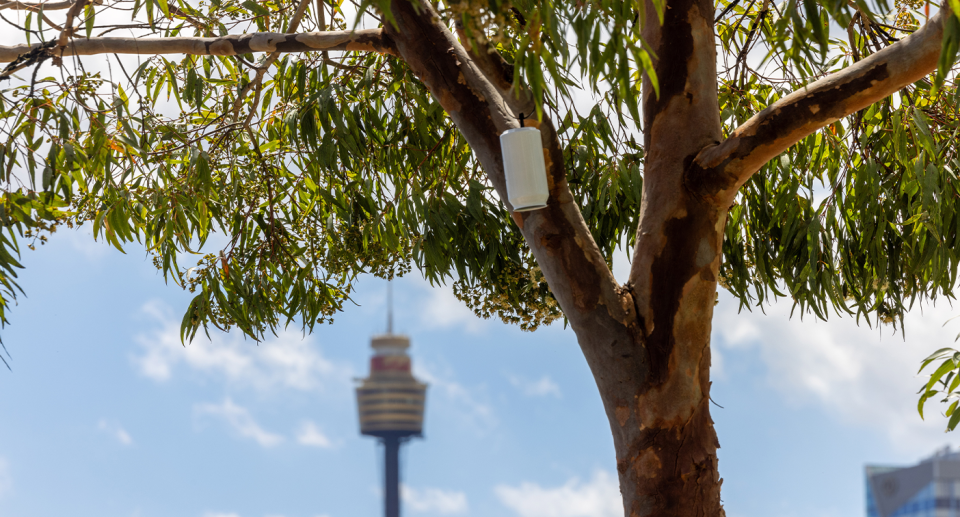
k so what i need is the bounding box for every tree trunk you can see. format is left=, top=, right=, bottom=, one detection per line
left=384, top=0, right=725, bottom=514
left=612, top=197, right=726, bottom=517
left=593, top=0, right=726, bottom=512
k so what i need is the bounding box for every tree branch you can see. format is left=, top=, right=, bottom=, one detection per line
left=0, top=29, right=397, bottom=62
left=56, top=0, right=87, bottom=48
left=0, top=0, right=99, bottom=11
left=688, top=5, right=950, bottom=203
left=383, top=0, right=628, bottom=333
left=628, top=0, right=723, bottom=326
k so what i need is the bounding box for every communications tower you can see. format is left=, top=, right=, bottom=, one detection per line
left=356, top=286, right=427, bottom=517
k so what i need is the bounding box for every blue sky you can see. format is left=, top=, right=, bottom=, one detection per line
left=1, top=225, right=959, bottom=517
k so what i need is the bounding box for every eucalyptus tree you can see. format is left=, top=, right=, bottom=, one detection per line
left=1, top=0, right=960, bottom=512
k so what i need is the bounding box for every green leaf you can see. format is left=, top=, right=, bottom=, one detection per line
left=936, top=11, right=960, bottom=89
left=241, top=0, right=270, bottom=17
left=926, top=360, right=957, bottom=396
left=919, top=389, right=938, bottom=419
left=84, top=3, right=96, bottom=37
left=155, top=0, right=170, bottom=17
left=948, top=405, right=960, bottom=432
left=920, top=348, right=957, bottom=372
left=803, top=0, right=827, bottom=51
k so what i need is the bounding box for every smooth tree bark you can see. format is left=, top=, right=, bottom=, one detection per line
left=0, top=1, right=951, bottom=514
left=0, top=29, right=398, bottom=62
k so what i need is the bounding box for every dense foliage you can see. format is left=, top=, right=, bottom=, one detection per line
left=0, top=0, right=958, bottom=369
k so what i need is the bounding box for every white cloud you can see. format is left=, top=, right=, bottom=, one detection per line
left=713, top=291, right=960, bottom=455
left=418, top=283, right=486, bottom=333
left=62, top=225, right=112, bottom=260
left=401, top=485, right=468, bottom=514
left=414, top=362, right=497, bottom=434
left=194, top=398, right=284, bottom=447
left=0, top=457, right=11, bottom=500
left=495, top=470, right=621, bottom=517
left=296, top=421, right=334, bottom=449
left=98, top=419, right=134, bottom=446
left=133, top=301, right=349, bottom=392
left=508, top=374, right=562, bottom=398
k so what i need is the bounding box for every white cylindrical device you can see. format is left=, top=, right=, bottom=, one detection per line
left=500, top=127, right=549, bottom=211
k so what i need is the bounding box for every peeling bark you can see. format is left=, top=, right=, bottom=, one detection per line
left=688, top=5, right=950, bottom=205
left=612, top=0, right=727, bottom=513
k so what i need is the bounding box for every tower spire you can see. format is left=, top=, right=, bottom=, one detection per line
left=387, top=281, right=393, bottom=335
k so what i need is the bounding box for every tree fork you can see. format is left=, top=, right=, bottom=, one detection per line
left=689, top=3, right=951, bottom=205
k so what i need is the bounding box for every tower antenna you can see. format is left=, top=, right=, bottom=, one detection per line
left=387, top=281, right=393, bottom=335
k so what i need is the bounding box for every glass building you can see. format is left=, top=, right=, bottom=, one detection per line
left=866, top=447, right=960, bottom=517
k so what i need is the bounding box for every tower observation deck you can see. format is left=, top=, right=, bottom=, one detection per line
left=356, top=334, right=427, bottom=437
left=356, top=288, right=427, bottom=517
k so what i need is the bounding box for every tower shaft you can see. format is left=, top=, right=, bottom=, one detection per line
left=384, top=435, right=400, bottom=517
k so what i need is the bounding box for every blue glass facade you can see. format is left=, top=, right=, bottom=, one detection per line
left=866, top=449, right=960, bottom=517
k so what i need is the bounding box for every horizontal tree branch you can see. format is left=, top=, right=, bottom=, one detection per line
left=0, top=28, right=397, bottom=62
left=688, top=6, right=950, bottom=202
left=0, top=0, right=99, bottom=11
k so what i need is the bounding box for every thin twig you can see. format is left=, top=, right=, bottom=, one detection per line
left=231, top=0, right=312, bottom=123
left=847, top=12, right=860, bottom=62
left=167, top=4, right=205, bottom=32
left=734, top=0, right=769, bottom=87
left=0, top=10, right=39, bottom=34
left=715, top=0, right=744, bottom=24
left=39, top=11, right=64, bottom=31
